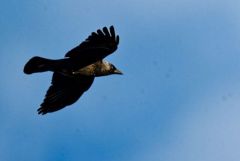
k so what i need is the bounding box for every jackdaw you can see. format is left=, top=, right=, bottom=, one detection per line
left=24, top=26, right=122, bottom=115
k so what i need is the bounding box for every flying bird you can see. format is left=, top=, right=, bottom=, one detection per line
left=24, top=26, right=122, bottom=115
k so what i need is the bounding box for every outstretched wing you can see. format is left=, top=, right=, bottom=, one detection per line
left=65, top=26, right=119, bottom=63
left=37, top=72, right=94, bottom=115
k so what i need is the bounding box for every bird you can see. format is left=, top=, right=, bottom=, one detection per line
left=23, top=26, right=122, bottom=115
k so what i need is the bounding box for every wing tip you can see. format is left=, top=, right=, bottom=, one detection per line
left=37, top=107, right=48, bottom=115
left=116, top=35, right=120, bottom=44
left=110, top=25, right=114, bottom=30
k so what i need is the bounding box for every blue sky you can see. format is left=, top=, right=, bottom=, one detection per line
left=1, top=0, right=240, bottom=161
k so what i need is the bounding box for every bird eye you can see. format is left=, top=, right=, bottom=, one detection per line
left=111, top=66, right=115, bottom=70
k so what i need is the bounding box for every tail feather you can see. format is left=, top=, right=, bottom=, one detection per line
left=23, top=56, right=56, bottom=74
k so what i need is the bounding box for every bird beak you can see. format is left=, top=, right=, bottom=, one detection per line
left=114, top=69, right=123, bottom=75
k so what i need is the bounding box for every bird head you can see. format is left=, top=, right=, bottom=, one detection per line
left=96, top=60, right=123, bottom=76
left=94, top=60, right=123, bottom=76
left=109, top=64, right=123, bottom=75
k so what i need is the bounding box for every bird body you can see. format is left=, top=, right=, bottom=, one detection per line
left=71, top=60, right=122, bottom=77
left=24, top=26, right=122, bottom=115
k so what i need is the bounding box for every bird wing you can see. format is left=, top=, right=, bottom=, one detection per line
left=37, top=72, right=94, bottom=115
left=65, top=26, right=119, bottom=63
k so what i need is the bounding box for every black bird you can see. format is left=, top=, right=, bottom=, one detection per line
left=24, top=26, right=122, bottom=115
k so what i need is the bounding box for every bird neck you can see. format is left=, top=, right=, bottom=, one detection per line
left=72, top=61, right=112, bottom=77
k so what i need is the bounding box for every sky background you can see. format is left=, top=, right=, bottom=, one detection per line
left=1, top=0, right=240, bottom=161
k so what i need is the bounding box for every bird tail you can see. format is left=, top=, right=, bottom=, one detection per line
left=23, top=56, right=57, bottom=74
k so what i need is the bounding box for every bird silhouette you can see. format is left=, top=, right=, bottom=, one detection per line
left=24, top=26, right=122, bottom=115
